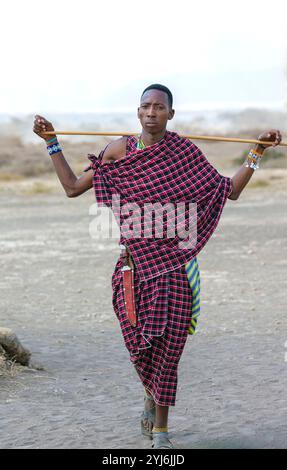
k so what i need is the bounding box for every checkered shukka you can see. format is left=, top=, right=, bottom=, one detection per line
left=85, top=131, right=232, bottom=282
left=85, top=131, right=232, bottom=405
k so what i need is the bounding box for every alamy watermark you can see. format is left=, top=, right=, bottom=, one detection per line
left=89, top=193, right=198, bottom=250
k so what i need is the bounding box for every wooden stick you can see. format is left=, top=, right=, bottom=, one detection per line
left=43, top=131, right=287, bottom=147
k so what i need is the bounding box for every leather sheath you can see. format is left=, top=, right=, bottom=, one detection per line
left=120, top=245, right=137, bottom=327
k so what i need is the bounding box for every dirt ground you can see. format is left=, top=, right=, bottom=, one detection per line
left=0, top=167, right=287, bottom=449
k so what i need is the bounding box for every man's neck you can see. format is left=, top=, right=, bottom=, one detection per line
left=140, top=129, right=166, bottom=147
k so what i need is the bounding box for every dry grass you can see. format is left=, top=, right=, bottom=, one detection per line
left=0, top=172, right=24, bottom=181
left=0, top=354, right=24, bottom=378
left=0, top=353, right=6, bottom=368
left=248, top=179, right=270, bottom=189
left=22, top=181, right=55, bottom=195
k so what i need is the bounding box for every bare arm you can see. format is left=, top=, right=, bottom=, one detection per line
left=228, top=129, right=282, bottom=200
left=52, top=162, right=93, bottom=198
left=33, top=115, right=127, bottom=197
left=228, top=160, right=258, bottom=201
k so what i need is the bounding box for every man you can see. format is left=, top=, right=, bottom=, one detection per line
left=33, top=84, right=282, bottom=448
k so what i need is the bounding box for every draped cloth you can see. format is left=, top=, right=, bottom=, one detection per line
left=85, top=131, right=232, bottom=406
left=85, top=131, right=232, bottom=282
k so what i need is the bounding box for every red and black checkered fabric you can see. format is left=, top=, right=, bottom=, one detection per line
left=111, top=255, right=193, bottom=406
left=85, top=131, right=232, bottom=282
left=85, top=131, right=232, bottom=406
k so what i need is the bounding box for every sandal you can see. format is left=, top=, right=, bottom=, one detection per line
left=140, top=394, right=156, bottom=439
left=152, top=432, right=174, bottom=449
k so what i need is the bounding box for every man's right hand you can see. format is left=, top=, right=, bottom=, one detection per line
left=33, top=115, right=55, bottom=142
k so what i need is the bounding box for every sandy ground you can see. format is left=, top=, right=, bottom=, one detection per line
left=0, top=171, right=287, bottom=449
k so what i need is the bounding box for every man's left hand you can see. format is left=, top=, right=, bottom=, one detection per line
left=257, top=129, right=282, bottom=150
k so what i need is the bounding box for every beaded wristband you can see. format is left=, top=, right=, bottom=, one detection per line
left=245, top=149, right=262, bottom=170
left=47, top=142, right=62, bottom=156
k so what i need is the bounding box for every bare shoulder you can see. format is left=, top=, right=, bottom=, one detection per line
left=102, top=137, right=128, bottom=162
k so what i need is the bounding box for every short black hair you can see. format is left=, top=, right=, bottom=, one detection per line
left=141, top=84, right=173, bottom=108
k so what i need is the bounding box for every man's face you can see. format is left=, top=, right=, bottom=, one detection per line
left=137, top=89, right=175, bottom=134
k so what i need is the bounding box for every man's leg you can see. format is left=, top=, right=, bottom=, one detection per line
left=143, top=389, right=169, bottom=432
left=142, top=389, right=156, bottom=433
left=154, top=404, right=169, bottom=429
left=152, top=404, right=173, bottom=449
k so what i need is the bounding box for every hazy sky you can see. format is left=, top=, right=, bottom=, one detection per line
left=2, top=0, right=287, bottom=113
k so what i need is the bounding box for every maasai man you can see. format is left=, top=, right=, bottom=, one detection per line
left=33, top=84, right=282, bottom=449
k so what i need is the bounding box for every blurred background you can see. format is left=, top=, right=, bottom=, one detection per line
left=0, top=0, right=287, bottom=188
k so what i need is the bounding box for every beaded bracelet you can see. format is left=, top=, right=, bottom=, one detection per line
left=47, top=142, right=62, bottom=156
left=245, top=149, right=262, bottom=170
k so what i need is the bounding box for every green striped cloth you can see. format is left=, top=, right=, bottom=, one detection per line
left=185, top=257, right=200, bottom=335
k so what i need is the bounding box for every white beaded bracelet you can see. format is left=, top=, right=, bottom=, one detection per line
left=245, top=149, right=262, bottom=170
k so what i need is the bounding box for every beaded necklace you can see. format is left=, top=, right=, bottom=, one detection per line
left=136, top=135, right=166, bottom=150
left=136, top=136, right=146, bottom=150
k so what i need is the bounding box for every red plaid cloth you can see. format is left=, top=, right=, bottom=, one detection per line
left=85, top=131, right=232, bottom=406
left=111, top=255, right=193, bottom=406
left=84, top=131, right=232, bottom=282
